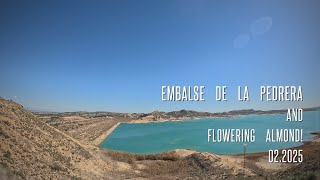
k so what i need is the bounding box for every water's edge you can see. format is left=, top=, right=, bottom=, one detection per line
left=97, top=111, right=320, bottom=155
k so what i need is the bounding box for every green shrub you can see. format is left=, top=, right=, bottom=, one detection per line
left=4, top=151, right=11, bottom=159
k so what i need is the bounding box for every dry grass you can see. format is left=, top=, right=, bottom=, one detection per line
left=102, top=149, right=240, bottom=179
left=102, top=149, right=179, bottom=164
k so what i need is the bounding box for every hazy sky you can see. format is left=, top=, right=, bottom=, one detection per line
left=0, top=0, right=319, bottom=112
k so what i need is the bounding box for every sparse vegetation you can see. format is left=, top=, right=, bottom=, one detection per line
left=282, top=171, right=319, bottom=180
left=4, top=151, right=11, bottom=159
left=0, top=98, right=119, bottom=179
left=50, top=163, right=66, bottom=172
left=14, top=170, right=26, bottom=179
left=103, top=150, right=179, bottom=164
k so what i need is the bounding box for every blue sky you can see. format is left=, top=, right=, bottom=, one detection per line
left=0, top=0, right=319, bottom=113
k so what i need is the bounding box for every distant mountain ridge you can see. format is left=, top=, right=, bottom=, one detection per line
left=31, top=104, right=320, bottom=122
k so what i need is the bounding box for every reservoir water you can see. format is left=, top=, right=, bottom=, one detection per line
left=100, top=110, right=320, bottom=154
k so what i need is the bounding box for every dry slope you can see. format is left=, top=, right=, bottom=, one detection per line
left=0, top=98, right=125, bottom=179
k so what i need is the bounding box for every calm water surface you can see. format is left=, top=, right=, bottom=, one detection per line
left=100, top=110, right=320, bottom=154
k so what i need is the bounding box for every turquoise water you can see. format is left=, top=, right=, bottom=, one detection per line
left=100, top=110, right=320, bottom=154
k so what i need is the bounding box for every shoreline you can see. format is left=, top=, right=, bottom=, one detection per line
left=101, top=132, right=320, bottom=155
left=127, top=110, right=304, bottom=124
left=234, top=132, right=320, bottom=157
left=92, top=122, right=121, bottom=146
left=92, top=116, right=216, bottom=145
left=98, top=131, right=320, bottom=175
left=93, top=120, right=320, bottom=157
left=90, top=115, right=320, bottom=176
left=92, top=114, right=320, bottom=157
left=128, top=115, right=240, bottom=124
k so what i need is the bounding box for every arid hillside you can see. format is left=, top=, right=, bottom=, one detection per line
left=34, top=112, right=136, bottom=143
left=0, top=98, right=135, bottom=179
